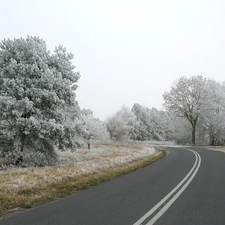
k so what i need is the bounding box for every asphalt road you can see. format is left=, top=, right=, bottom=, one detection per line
left=0, top=146, right=225, bottom=225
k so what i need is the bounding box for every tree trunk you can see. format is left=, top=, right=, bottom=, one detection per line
left=210, top=132, right=216, bottom=146
left=15, top=135, right=26, bottom=165
left=191, top=122, right=196, bottom=145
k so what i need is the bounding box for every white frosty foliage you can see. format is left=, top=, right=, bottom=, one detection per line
left=0, top=36, right=80, bottom=166
left=105, top=105, right=174, bottom=142
left=106, top=106, right=136, bottom=141
left=74, top=109, right=110, bottom=143
left=164, top=76, right=225, bottom=145
left=197, top=80, right=225, bottom=145
left=131, top=104, right=174, bottom=141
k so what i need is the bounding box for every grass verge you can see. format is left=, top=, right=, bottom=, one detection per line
left=0, top=148, right=166, bottom=217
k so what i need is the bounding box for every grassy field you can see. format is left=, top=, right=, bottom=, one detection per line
left=0, top=144, right=166, bottom=216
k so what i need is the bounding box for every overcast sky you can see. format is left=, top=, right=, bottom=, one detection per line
left=1, top=0, right=225, bottom=120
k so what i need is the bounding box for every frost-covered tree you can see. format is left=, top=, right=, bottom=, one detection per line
left=163, top=76, right=225, bottom=145
left=171, top=116, right=192, bottom=144
left=106, top=104, right=174, bottom=142
left=106, top=106, right=136, bottom=142
left=149, top=108, right=174, bottom=141
left=163, top=75, right=209, bottom=145
left=0, top=36, right=80, bottom=166
left=132, top=104, right=174, bottom=141
left=131, top=103, right=151, bottom=140
left=197, top=80, right=225, bottom=145
left=74, top=109, right=110, bottom=145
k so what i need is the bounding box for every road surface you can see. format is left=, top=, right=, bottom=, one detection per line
left=1, top=146, right=225, bottom=225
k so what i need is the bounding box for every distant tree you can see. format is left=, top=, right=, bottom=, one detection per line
left=149, top=108, right=174, bottom=141
left=163, top=75, right=209, bottom=145
left=0, top=36, right=80, bottom=166
left=197, top=80, right=225, bottom=145
left=171, top=116, right=192, bottom=144
left=131, top=103, right=151, bottom=140
left=131, top=104, right=174, bottom=141
left=74, top=109, right=110, bottom=145
left=106, top=106, right=136, bottom=142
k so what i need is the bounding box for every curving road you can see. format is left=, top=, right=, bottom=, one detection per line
left=1, top=146, right=225, bottom=225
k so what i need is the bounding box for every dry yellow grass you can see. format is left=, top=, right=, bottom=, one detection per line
left=0, top=144, right=166, bottom=216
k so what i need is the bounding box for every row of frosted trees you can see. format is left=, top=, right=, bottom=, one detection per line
left=105, top=105, right=174, bottom=142
left=1, top=36, right=225, bottom=167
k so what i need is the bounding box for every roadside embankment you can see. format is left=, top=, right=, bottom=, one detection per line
left=0, top=144, right=166, bottom=216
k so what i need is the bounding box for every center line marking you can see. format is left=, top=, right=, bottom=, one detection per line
left=133, top=148, right=201, bottom=225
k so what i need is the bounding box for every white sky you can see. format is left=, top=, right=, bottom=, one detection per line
left=1, top=0, right=225, bottom=120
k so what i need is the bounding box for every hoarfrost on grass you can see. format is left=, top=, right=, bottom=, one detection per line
left=0, top=145, right=156, bottom=195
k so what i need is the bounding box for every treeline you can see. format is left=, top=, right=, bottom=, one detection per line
left=106, top=105, right=173, bottom=142
left=1, top=36, right=225, bottom=167
left=71, top=104, right=174, bottom=144
left=0, top=36, right=174, bottom=167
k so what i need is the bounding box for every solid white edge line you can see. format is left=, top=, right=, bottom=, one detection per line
left=133, top=149, right=199, bottom=225
left=146, top=151, right=201, bottom=225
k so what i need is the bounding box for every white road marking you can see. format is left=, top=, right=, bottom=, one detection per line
left=133, top=149, right=201, bottom=225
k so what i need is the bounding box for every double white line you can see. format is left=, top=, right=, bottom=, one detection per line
left=133, top=149, right=201, bottom=225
